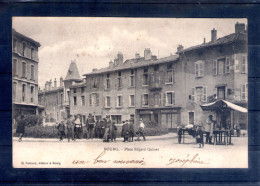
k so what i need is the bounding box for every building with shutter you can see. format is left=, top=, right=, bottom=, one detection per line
left=12, top=29, right=42, bottom=116
left=177, top=22, right=248, bottom=130
left=83, top=49, right=183, bottom=129
left=38, top=60, right=83, bottom=124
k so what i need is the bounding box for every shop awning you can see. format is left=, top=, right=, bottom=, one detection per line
left=200, top=99, right=247, bottom=113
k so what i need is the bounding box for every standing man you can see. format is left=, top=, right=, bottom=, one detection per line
left=16, top=115, right=26, bottom=142
left=66, top=115, right=75, bottom=142
left=128, top=118, right=135, bottom=142
left=74, top=115, right=82, bottom=139
left=57, top=120, right=65, bottom=141
left=205, top=115, right=214, bottom=144
left=121, top=121, right=129, bottom=142
left=86, top=113, right=95, bottom=139
left=137, top=118, right=146, bottom=141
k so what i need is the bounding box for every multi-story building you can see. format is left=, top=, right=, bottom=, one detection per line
left=38, top=60, right=82, bottom=123
left=82, top=49, right=182, bottom=130
left=177, top=22, right=248, bottom=129
left=12, top=29, right=42, bottom=116
left=80, top=22, right=247, bottom=130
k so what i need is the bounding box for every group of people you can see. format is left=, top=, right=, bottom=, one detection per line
left=177, top=115, right=216, bottom=148
left=56, top=114, right=146, bottom=143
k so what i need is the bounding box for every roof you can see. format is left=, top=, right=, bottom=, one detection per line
left=177, top=31, right=247, bottom=54
left=38, top=86, right=63, bottom=95
left=12, top=29, right=41, bottom=47
left=69, top=81, right=87, bottom=88
left=83, top=55, right=179, bottom=76
left=200, top=99, right=247, bottom=113
left=64, top=61, right=82, bottom=81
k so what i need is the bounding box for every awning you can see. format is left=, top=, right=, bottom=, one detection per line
left=200, top=99, right=247, bottom=113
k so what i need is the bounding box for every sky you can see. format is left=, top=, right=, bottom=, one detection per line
left=13, top=17, right=247, bottom=88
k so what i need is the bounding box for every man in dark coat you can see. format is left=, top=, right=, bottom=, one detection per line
left=57, top=120, right=65, bottom=141
left=66, top=115, right=75, bottom=142
left=128, top=118, right=135, bottom=142
left=103, top=116, right=111, bottom=142
left=16, top=115, right=26, bottom=142
left=121, top=120, right=129, bottom=142
left=109, top=122, right=118, bottom=142
left=86, top=114, right=95, bottom=139
left=196, top=125, right=204, bottom=148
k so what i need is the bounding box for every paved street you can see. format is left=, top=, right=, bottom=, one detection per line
left=13, top=133, right=248, bottom=168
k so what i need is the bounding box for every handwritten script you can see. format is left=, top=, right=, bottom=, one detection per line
left=166, top=153, right=209, bottom=167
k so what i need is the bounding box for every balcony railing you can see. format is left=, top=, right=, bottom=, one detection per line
left=149, top=72, right=162, bottom=91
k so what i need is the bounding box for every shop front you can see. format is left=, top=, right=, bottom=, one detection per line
left=136, top=107, right=181, bottom=131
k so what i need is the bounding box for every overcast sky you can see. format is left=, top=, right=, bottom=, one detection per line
left=13, top=17, right=247, bottom=88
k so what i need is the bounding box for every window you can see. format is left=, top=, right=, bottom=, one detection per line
left=225, top=57, right=230, bottom=73
left=73, top=96, right=77, bottom=105
left=117, top=95, right=123, bottom=107
left=56, top=95, right=58, bottom=105
left=213, top=60, right=217, bottom=75
left=13, top=59, right=17, bottom=76
left=92, top=77, right=97, bottom=88
left=111, top=115, right=122, bottom=124
left=31, top=48, right=34, bottom=59
left=218, top=58, right=225, bottom=74
left=129, top=95, right=135, bottom=107
left=129, top=70, right=135, bottom=87
left=166, top=65, right=175, bottom=84
left=154, top=93, right=160, bottom=106
left=73, top=88, right=76, bottom=93
left=191, top=88, right=195, bottom=101
left=60, top=93, right=63, bottom=105
left=203, top=86, right=207, bottom=102
left=189, top=112, right=194, bottom=124
left=166, top=92, right=175, bottom=105
left=81, top=96, right=85, bottom=106
left=81, top=87, right=85, bottom=93
left=22, top=42, right=26, bottom=56
left=31, top=65, right=34, bottom=80
left=117, top=71, right=122, bottom=88
left=106, top=78, right=110, bottom=89
left=13, top=39, right=17, bottom=52
left=241, top=84, right=247, bottom=101
left=13, top=82, right=17, bottom=101
left=217, top=86, right=225, bottom=100
left=142, top=94, right=149, bottom=107
left=105, top=96, right=111, bottom=108
left=154, top=65, right=159, bottom=71
left=89, top=94, right=92, bottom=106
left=22, top=62, right=26, bottom=77
left=195, top=61, right=204, bottom=77
left=241, top=56, right=247, bottom=73
left=22, top=84, right=26, bottom=102
left=143, top=67, right=149, bottom=86
left=195, top=87, right=203, bottom=102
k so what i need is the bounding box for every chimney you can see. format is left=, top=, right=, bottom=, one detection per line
left=211, top=28, right=217, bottom=42
left=235, top=22, right=245, bottom=33
left=117, top=52, right=123, bottom=65
left=135, top=53, right=140, bottom=58
left=54, top=78, right=57, bottom=88
left=109, top=60, right=114, bottom=68
left=92, top=68, right=98, bottom=72
left=45, top=81, right=48, bottom=90
left=177, top=45, right=184, bottom=53
left=60, top=77, right=63, bottom=87
left=144, top=48, right=152, bottom=60
left=203, top=38, right=206, bottom=44
left=49, top=79, right=52, bottom=90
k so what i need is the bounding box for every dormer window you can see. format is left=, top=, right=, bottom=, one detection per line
left=13, top=38, right=17, bottom=52
left=31, top=48, right=34, bottom=59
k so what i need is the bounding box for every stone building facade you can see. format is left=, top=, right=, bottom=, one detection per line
left=38, top=61, right=83, bottom=124
left=177, top=22, right=248, bottom=129
left=12, top=29, right=42, bottom=116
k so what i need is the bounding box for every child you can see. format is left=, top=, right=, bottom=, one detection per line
left=196, top=125, right=204, bottom=148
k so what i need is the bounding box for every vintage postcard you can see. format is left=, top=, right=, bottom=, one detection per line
left=12, top=17, right=248, bottom=168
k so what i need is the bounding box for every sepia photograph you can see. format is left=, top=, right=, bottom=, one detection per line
left=12, top=17, right=248, bottom=168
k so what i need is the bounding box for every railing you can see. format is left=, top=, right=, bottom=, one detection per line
left=149, top=72, right=162, bottom=91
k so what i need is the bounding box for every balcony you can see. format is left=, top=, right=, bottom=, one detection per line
left=63, top=101, right=70, bottom=107
left=149, top=72, right=162, bottom=91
